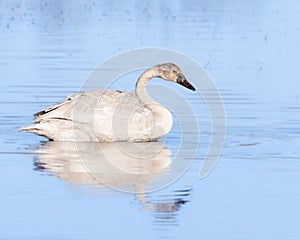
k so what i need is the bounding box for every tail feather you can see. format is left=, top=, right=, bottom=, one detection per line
left=19, top=124, right=43, bottom=135
left=19, top=125, right=38, bottom=133
left=19, top=124, right=51, bottom=140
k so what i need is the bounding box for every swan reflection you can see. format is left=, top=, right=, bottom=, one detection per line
left=34, top=141, right=190, bottom=215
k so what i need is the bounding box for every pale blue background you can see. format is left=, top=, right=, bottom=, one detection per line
left=0, top=1, right=300, bottom=239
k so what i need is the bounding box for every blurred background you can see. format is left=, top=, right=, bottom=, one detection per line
left=0, top=1, right=300, bottom=239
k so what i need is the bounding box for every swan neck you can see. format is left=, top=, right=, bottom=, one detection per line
left=135, top=67, right=173, bottom=138
left=135, top=68, right=160, bottom=104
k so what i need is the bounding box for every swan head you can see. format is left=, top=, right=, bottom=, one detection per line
left=155, top=63, right=196, bottom=91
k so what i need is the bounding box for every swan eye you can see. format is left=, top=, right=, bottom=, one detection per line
left=172, top=70, right=177, bottom=74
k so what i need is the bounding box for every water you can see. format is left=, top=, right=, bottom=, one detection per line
left=1, top=0, right=300, bottom=239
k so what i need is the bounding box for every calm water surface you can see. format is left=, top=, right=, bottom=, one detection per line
left=1, top=1, right=300, bottom=239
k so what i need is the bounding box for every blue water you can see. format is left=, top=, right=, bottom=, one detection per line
left=1, top=1, right=300, bottom=239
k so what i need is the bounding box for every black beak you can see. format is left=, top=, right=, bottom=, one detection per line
left=177, top=75, right=196, bottom=91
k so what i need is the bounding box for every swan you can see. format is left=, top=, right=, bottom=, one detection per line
left=20, top=63, right=195, bottom=142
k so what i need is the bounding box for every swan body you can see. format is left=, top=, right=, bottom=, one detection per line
left=21, top=63, right=195, bottom=142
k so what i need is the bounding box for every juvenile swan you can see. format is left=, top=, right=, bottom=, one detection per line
left=21, top=63, right=195, bottom=142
